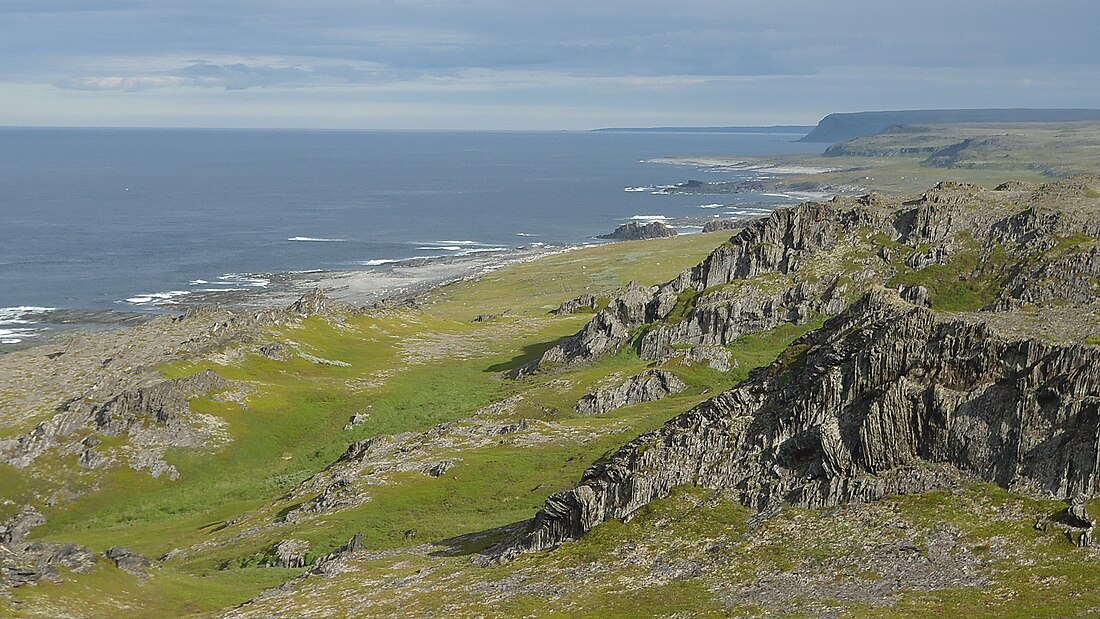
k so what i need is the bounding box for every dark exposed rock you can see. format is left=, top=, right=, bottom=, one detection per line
left=674, top=345, right=735, bottom=372
left=104, top=546, right=153, bottom=577
left=701, top=219, right=741, bottom=233
left=495, top=288, right=1100, bottom=560
left=597, top=221, right=677, bottom=241
left=900, top=285, right=932, bottom=308
left=425, top=460, right=456, bottom=477
left=575, top=369, right=688, bottom=415
left=0, top=506, right=45, bottom=544
left=1, top=540, right=97, bottom=588
left=1066, top=495, right=1095, bottom=529
left=273, top=539, right=311, bottom=569
left=0, top=369, right=232, bottom=480
left=513, top=281, right=656, bottom=376
left=553, top=294, right=600, bottom=315
left=517, top=177, right=1100, bottom=377
left=90, top=370, right=229, bottom=438
left=287, top=288, right=334, bottom=316
left=259, top=342, right=290, bottom=359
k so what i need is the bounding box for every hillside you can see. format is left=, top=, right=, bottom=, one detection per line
left=799, top=109, right=1100, bottom=144
left=4, top=178, right=1100, bottom=617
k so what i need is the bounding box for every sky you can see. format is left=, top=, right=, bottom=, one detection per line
left=1, top=0, right=1097, bottom=130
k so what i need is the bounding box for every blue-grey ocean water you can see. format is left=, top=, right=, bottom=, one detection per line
left=0, top=128, right=824, bottom=343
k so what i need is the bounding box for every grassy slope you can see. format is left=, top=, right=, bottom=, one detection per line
left=9, top=232, right=748, bottom=617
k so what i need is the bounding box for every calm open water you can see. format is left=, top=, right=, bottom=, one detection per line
left=0, top=128, right=824, bottom=342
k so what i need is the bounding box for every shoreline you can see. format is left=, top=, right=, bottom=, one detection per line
left=1, top=157, right=839, bottom=354
left=0, top=244, right=586, bottom=354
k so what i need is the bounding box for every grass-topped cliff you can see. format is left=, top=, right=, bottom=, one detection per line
left=3, top=176, right=1100, bottom=618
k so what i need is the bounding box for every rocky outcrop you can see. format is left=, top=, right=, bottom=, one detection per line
left=575, top=369, right=687, bottom=415
left=701, top=219, right=741, bottom=233
left=637, top=278, right=850, bottom=361
left=520, top=178, right=1100, bottom=377
left=513, top=281, right=656, bottom=376
left=105, top=546, right=153, bottom=577
left=553, top=294, right=600, bottom=315
left=1, top=541, right=97, bottom=588
left=598, top=221, right=677, bottom=241
left=0, top=370, right=232, bottom=479
left=272, top=539, right=311, bottom=569
left=0, top=506, right=45, bottom=544
left=495, top=289, right=1100, bottom=560
left=673, top=345, right=735, bottom=372
left=288, top=288, right=337, bottom=316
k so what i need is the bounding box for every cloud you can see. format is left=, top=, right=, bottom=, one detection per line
left=2, top=1, right=1098, bottom=127
left=57, top=61, right=393, bottom=91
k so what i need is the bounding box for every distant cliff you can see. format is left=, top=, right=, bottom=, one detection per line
left=800, top=108, right=1100, bottom=143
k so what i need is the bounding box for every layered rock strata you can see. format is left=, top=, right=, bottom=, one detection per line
left=496, top=289, right=1100, bottom=560
left=574, top=369, right=687, bottom=415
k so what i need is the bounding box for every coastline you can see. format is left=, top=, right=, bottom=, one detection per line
left=0, top=244, right=584, bottom=354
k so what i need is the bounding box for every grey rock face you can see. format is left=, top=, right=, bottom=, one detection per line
left=495, top=289, right=1100, bottom=560
left=288, top=288, right=333, bottom=316
left=553, top=294, right=600, bottom=315
left=1, top=540, right=97, bottom=588
left=597, top=221, right=677, bottom=241
left=0, top=506, right=45, bottom=544
left=273, top=539, right=311, bottom=568
left=0, top=370, right=231, bottom=479
left=701, top=219, right=740, bottom=233
left=574, top=369, right=688, bottom=415
left=521, top=178, right=1100, bottom=376
left=514, top=281, right=656, bottom=375
left=105, top=546, right=153, bottom=577
left=675, top=345, right=735, bottom=372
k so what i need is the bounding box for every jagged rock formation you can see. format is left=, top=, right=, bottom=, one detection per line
left=273, top=539, right=311, bottom=568
left=1, top=540, right=97, bottom=588
left=553, top=294, right=600, bottom=315
left=701, top=219, right=741, bottom=233
left=0, top=370, right=233, bottom=480
left=664, top=345, right=735, bottom=372
left=495, top=289, right=1100, bottom=560
left=598, top=221, right=677, bottom=241
left=574, top=369, right=687, bottom=415
left=517, top=177, right=1100, bottom=376
left=0, top=507, right=45, bottom=544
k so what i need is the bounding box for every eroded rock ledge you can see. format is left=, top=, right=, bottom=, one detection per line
left=495, top=289, right=1100, bottom=560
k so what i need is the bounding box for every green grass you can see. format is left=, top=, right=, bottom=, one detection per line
left=9, top=233, right=727, bottom=617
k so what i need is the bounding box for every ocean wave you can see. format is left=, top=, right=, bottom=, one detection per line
left=623, top=186, right=648, bottom=192
left=515, top=232, right=537, bottom=237
left=630, top=215, right=668, bottom=221
left=287, top=236, right=347, bottom=242
left=418, top=246, right=464, bottom=252
left=435, top=240, right=484, bottom=245
left=125, top=290, right=191, bottom=305
left=189, top=279, right=209, bottom=285
left=697, top=203, right=726, bottom=209
left=362, top=258, right=400, bottom=266
left=217, top=274, right=270, bottom=287
left=0, top=306, right=56, bottom=323
left=0, top=325, right=41, bottom=343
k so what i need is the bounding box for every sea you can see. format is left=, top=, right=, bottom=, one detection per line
left=0, top=128, right=827, bottom=345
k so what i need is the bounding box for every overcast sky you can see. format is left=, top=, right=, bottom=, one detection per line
left=1, top=0, right=1097, bottom=129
